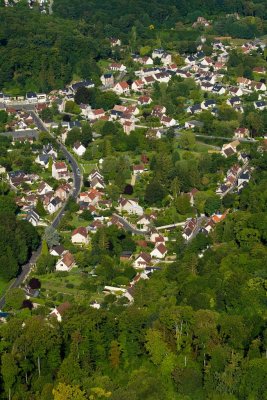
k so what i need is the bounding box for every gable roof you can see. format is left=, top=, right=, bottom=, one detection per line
left=72, top=226, right=87, bottom=238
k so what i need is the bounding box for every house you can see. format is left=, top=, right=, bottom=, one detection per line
left=52, top=162, right=69, bottom=180
left=212, top=84, right=226, bottom=95
left=110, top=38, right=121, bottom=47
left=90, top=175, right=105, bottom=190
left=123, top=120, right=135, bottom=135
left=35, top=154, right=50, bottom=168
left=143, top=76, right=155, bottom=86
left=56, top=251, right=75, bottom=271
left=201, top=100, right=216, bottom=110
left=100, top=73, right=114, bottom=87
left=50, top=245, right=65, bottom=257
left=152, top=105, right=166, bottom=117
left=161, top=53, right=172, bottom=66
left=185, top=120, right=203, bottom=130
left=55, top=184, right=72, bottom=201
left=234, top=127, right=249, bottom=139
left=132, top=164, right=145, bottom=175
left=50, top=302, right=71, bottom=322
left=152, top=48, right=165, bottom=59
left=161, top=116, right=177, bottom=127
left=193, top=16, right=210, bottom=27
left=227, top=97, right=241, bottom=107
left=109, top=63, right=127, bottom=72
left=221, top=140, right=240, bottom=158
left=37, top=181, right=53, bottom=196
left=88, top=108, right=106, bottom=120
left=73, top=141, right=86, bottom=157
left=70, top=80, right=94, bottom=93
left=238, top=170, right=250, bottom=187
left=202, top=218, right=216, bottom=235
left=182, top=218, right=198, bottom=241
left=26, top=92, right=38, bottom=102
left=254, top=101, right=266, bottom=111
left=187, top=104, right=202, bottom=114
left=26, top=209, right=40, bottom=226
left=138, top=56, right=154, bottom=65
left=137, top=215, right=154, bottom=231
left=117, top=198, right=143, bottom=216
left=113, top=81, right=130, bottom=95
left=228, top=86, right=243, bottom=97
left=150, top=243, right=167, bottom=259
left=253, top=67, right=266, bottom=74
left=138, top=96, right=152, bottom=106
left=71, top=227, right=89, bottom=245
left=146, top=128, right=163, bottom=140
left=250, top=81, right=266, bottom=92
left=133, top=252, right=151, bottom=269
left=47, top=197, right=62, bottom=214
left=132, top=80, right=144, bottom=92
left=120, top=251, right=133, bottom=262
left=237, top=77, right=251, bottom=87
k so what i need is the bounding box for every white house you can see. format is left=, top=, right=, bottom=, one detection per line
left=71, top=227, right=89, bottom=245
left=73, top=142, right=86, bottom=157
left=117, top=198, right=143, bottom=216
left=37, top=181, right=53, bottom=196
left=113, top=81, right=130, bottom=95
left=52, top=162, right=69, bottom=180
left=109, top=63, right=127, bottom=72
left=47, top=197, right=62, bottom=214
left=133, top=252, right=151, bottom=269
left=132, top=80, right=144, bottom=92
left=161, top=116, right=177, bottom=127
left=150, top=243, right=167, bottom=259
left=56, top=251, right=75, bottom=271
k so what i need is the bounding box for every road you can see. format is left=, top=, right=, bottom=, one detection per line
left=0, top=111, right=82, bottom=309
left=113, top=214, right=145, bottom=235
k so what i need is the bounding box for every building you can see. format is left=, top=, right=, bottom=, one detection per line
left=71, top=227, right=89, bottom=245
left=133, top=252, right=151, bottom=269
left=52, top=162, right=69, bottom=180
left=150, top=243, right=167, bottom=259
left=117, top=198, right=144, bottom=216
left=56, top=251, right=75, bottom=271
left=73, top=142, right=86, bottom=157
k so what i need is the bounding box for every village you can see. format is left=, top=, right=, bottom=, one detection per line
left=0, top=31, right=266, bottom=314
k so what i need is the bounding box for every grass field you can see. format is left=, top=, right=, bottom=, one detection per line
left=0, top=278, right=15, bottom=299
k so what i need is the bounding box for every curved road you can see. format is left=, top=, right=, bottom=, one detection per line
left=0, top=111, right=82, bottom=309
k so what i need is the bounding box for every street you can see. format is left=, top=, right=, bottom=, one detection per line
left=0, top=110, right=82, bottom=309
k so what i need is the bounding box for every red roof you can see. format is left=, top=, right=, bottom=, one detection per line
left=72, top=226, right=87, bottom=238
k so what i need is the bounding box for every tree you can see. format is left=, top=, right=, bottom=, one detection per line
left=65, top=101, right=81, bottom=115
left=204, top=196, right=221, bottom=216
left=41, top=240, right=49, bottom=256
left=43, top=226, right=60, bottom=248
left=175, top=194, right=191, bottom=215
left=5, top=288, right=25, bottom=310
left=81, top=123, right=93, bottom=146
left=179, top=131, right=196, bottom=150
left=124, top=184, right=133, bottom=195
left=1, top=353, right=19, bottom=400
left=36, top=198, right=46, bottom=217
left=53, top=383, right=88, bottom=400
left=28, top=277, right=41, bottom=289
left=109, top=340, right=121, bottom=368
left=144, top=181, right=167, bottom=205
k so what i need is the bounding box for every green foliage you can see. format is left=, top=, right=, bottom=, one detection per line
left=5, top=288, right=25, bottom=310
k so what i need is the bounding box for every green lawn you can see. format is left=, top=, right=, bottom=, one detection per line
left=0, top=278, right=15, bottom=299
left=80, top=162, right=98, bottom=174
